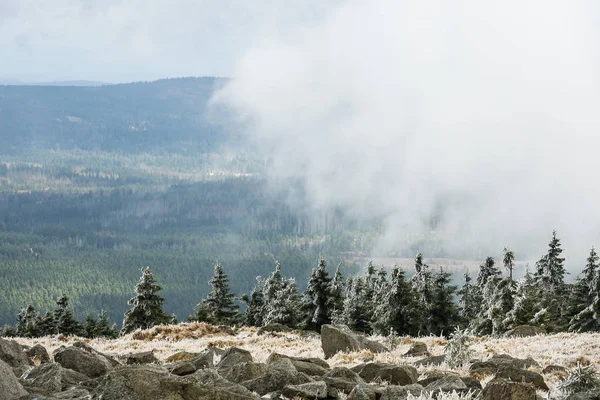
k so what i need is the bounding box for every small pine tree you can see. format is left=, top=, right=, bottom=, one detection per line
left=36, top=311, right=57, bottom=336
left=96, top=310, right=119, bottom=338
left=54, top=295, right=83, bottom=336
left=470, top=257, right=502, bottom=335
left=328, top=262, right=346, bottom=322
left=371, top=265, right=420, bottom=336
left=264, top=278, right=301, bottom=327
left=428, top=266, right=459, bottom=337
left=84, top=315, right=98, bottom=338
left=411, top=253, right=434, bottom=333
left=504, top=268, right=538, bottom=328
left=241, top=277, right=266, bottom=327
left=190, top=262, right=239, bottom=325
left=457, top=272, right=478, bottom=328
left=568, top=248, right=599, bottom=332
left=301, top=257, right=332, bottom=332
left=444, top=327, right=475, bottom=368
left=16, top=304, right=39, bottom=338
left=338, top=277, right=371, bottom=332
left=122, top=267, right=172, bottom=334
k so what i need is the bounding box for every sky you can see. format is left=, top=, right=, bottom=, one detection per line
left=4, top=0, right=600, bottom=268
left=0, top=0, right=341, bottom=82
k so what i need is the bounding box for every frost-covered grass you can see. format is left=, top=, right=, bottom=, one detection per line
left=12, top=324, right=600, bottom=394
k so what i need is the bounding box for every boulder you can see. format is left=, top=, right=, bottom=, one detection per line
left=424, top=375, right=467, bottom=393
left=504, top=325, right=546, bottom=338
left=72, top=342, right=120, bottom=367
left=216, top=347, right=253, bottom=376
left=0, top=337, right=31, bottom=373
left=26, top=344, right=51, bottom=365
left=21, top=362, right=90, bottom=395
left=190, top=349, right=215, bottom=370
left=167, top=361, right=196, bottom=376
left=470, top=354, right=540, bottom=376
left=182, top=368, right=258, bottom=398
left=52, top=387, right=91, bottom=399
left=566, top=390, right=600, bottom=400
left=321, top=325, right=389, bottom=359
left=53, top=346, right=112, bottom=379
left=267, top=353, right=330, bottom=376
left=347, top=383, right=379, bottom=400
left=281, top=381, right=329, bottom=399
left=125, top=350, right=159, bottom=365
left=94, top=364, right=260, bottom=400
left=403, top=342, right=429, bottom=357
left=166, top=351, right=200, bottom=362
left=414, top=355, right=446, bottom=367
left=0, top=358, right=28, bottom=400
left=461, top=376, right=483, bottom=390
left=240, top=364, right=313, bottom=396
left=223, top=362, right=269, bottom=383
left=482, top=379, right=536, bottom=400
left=380, top=384, right=424, bottom=400
left=352, top=362, right=417, bottom=385
left=494, top=365, right=548, bottom=390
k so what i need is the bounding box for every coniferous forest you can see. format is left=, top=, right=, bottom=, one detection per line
left=1, top=79, right=598, bottom=339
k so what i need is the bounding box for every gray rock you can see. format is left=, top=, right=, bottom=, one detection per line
left=53, top=387, right=91, bottom=399
left=424, top=375, right=467, bottom=392
left=347, top=383, right=380, bottom=400
left=461, top=376, right=482, bottom=390
left=217, top=347, right=253, bottom=376
left=124, top=350, right=158, bottom=365
left=494, top=365, right=548, bottom=390
left=565, top=390, right=600, bottom=400
left=224, top=362, right=269, bottom=383
left=414, top=355, right=446, bottom=367
left=267, top=353, right=329, bottom=376
left=470, top=354, right=540, bottom=376
left=21, top=362, right=90, bottom=395
left=504, top=325, right=546, bottom=338
left=0, top=358, right=27, bottom=400
left=241, top=368, right=313, bottom=396
left=352, top=362, right=417, bottom=385
left=182, top=368, right=258, bottom=398
left=321, top=325, right=389, bottom=359
left=190, top=349, right=215, bottom=370
left=0, top=338, right=31, bottom=374
left=26, top=344, right=50, bottom=365
left=281, top=381, right=330, bottom=399
left=482, top=379, right=536, bottom=400
left=71, top=342, right=120, bottom=367
left=53, top=346, right=112, bottom=379
left=323, top=367, right=365, bottom=394
left=403, top=341, right=429, bottom=357
left=167, top=361, right=196, bottom=376
left=380, top=384, right=424, bottom=400
left=94, top=364, right=259, bottom=400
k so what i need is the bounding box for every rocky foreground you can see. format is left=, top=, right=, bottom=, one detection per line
left=0, top=323, right=598, bottom=399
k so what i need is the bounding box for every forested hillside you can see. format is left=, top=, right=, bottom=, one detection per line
left=0, top=78, right=229, bottom=154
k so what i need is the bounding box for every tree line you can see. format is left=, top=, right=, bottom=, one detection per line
left=3, top=230, right=599, bottom=338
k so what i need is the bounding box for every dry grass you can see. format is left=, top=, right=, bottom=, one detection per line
left=12, top=324, right=600, bottom=394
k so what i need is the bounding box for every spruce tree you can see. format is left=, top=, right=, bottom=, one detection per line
left=411, top=253, right=434, bottom=334
left=457, top=272, right=478, bottom=328
left=329, top=262, right=345, bottom=322
left=122, top=267, right=172, bottom=334
left=504, top=268, right=538, bottom=328
left=264, top=278, right=301, bottom=327
left=301, top=257, right=332, bottom=332
left=471, top=257, right=502, bottom=334
left=242, top=277, right=266, bottom=327
left=96, top=310, right=119, bottom=338
left=16, top=304, right=38, bottom=337
left=503, top=247, right=516, bottom=281
left=339, top=277, right=371, bottom=332
left=372, top=265, right=420, bottom=336
left=568, top=247, right=599, bottom=332
left=84, top=315, right=98, bottom=338
left=428, top=266, right=459, bottom=336
left=36, top=311, right=56, bottom=336
left=190, top=262, right=239, bottom=325
left=54, top=295, right=83, bottom=336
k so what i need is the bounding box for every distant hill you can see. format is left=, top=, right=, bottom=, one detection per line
left=0, top=79, right=108, bottom=86
left=0, top=77, right=231, bottom=154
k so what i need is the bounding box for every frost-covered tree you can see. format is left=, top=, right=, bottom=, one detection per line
left=504, top=268, right=538, bottom=328
left=457, top=272, right=478, bottom=328
left=301, top=257, right=332, bottom=332
left=428, top=266, right=459, bottom=336
left=503, top=247, right=516, bottom=281
left=532, top=231, right=568, bottom=331
left=122, top=267, right=172, bottom=334
left=470, top=257, right=501, bottom=334
left=16, top=304, right=39, bottom=338
left=568, top=247, right=599, bottom=332
left=338, top=277, right=371, bottom=332
left=96, top=310, right=119, bottom=338
left=242, top=277, right=266, bottom=327
left=190, top=262, right=239, bottom=325
left=35, top=311, right=56, bottom=336
left=264, top=278, right=301, bottom=327
left=329, top=262, right=346, bottom=323
left=371, top=265, right=420, bottom=336
left=411, top=253, right=434, bottom=333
